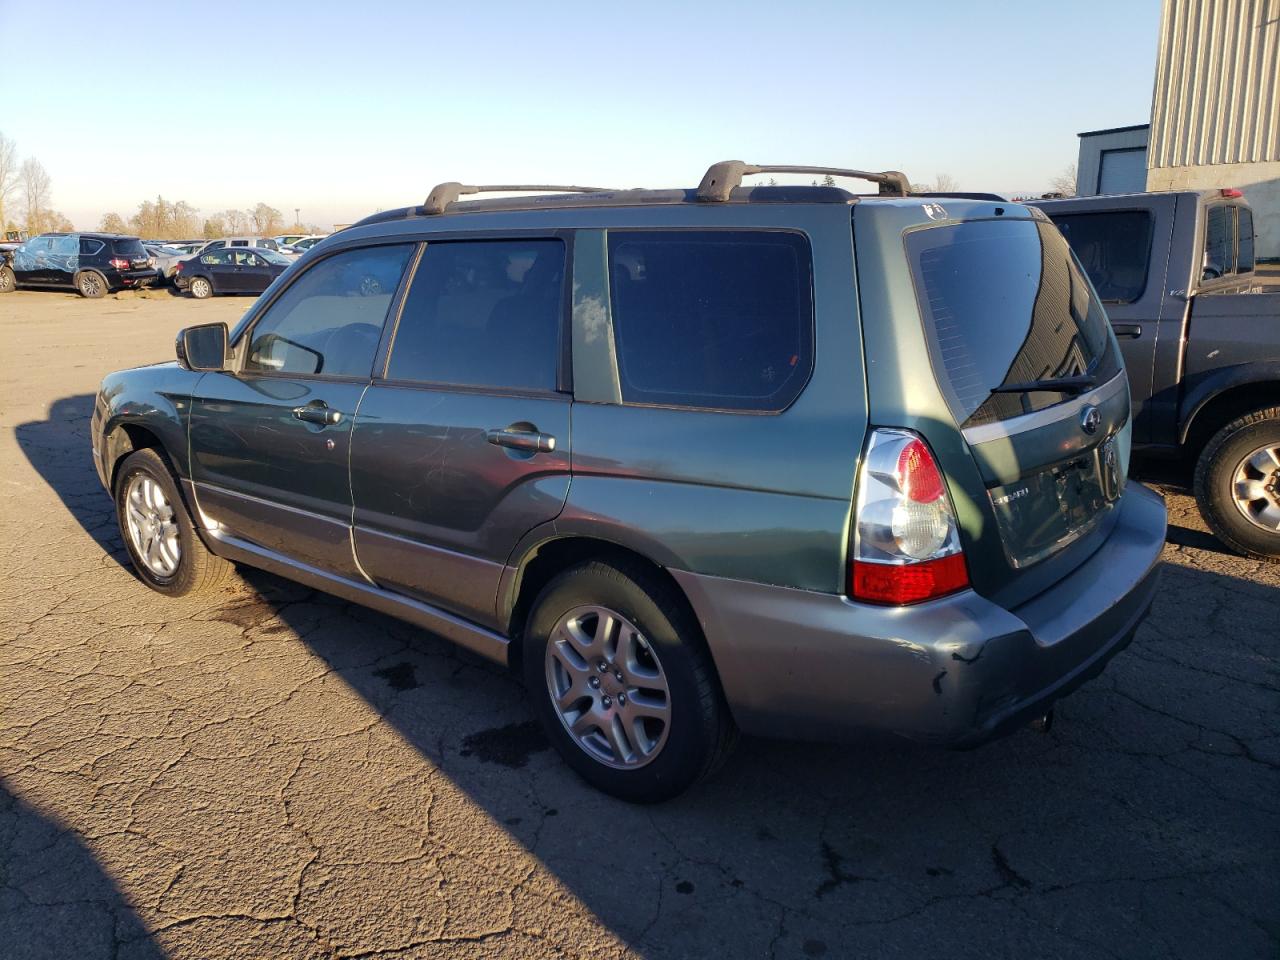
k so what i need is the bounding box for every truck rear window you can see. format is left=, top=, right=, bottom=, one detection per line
left=906, top=218, right=1120, bottom=428
left=1048, top=211, right=1153, bottom=302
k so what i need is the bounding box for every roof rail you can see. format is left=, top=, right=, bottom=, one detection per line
left=697, top=161, right=910, bottom=201
left=423, top=183, right=612, bottom=215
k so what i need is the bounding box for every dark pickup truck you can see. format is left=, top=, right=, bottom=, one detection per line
left=1033, top=189, right=1279, bottom=560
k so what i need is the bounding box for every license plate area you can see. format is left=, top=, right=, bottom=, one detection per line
left=987, top=438, right=1121, bottom=569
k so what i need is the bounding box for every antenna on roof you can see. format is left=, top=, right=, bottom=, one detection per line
left=423, top=183, right=613, bottom=215
left=696, top=161, right=910, bottom=201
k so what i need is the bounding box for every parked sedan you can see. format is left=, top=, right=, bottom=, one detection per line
left=175, top=247, right=291, bottom=298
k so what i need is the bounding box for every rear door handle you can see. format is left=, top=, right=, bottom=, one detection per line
left=486, top=427, right=556, bottom=453
left=292, top=402, right=342, bottom=425
left=1112, top=323, right=1143, bottom=339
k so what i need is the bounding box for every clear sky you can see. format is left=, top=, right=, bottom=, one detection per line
left=0, top=0, right=1162, bottom=231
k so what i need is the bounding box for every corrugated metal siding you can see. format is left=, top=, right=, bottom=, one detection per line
left=1149, top=0, right=1280, bottom=168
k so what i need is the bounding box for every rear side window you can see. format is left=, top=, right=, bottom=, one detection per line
left=1204, top=205, right=1234, bottom=279
left=607, top=231, right=813, bottom=411
left=387, top=239, right=565, bottom=391
left=112, top=238, right=146, bottom=257
left=244, top=244, right=414, bottom=378
left=80, top=238, right=104, bottom=256
left=1048, top=211, right=1153, bottom=303
left=1238, top=207, right=1255, bottom=273
left=906, top=218, right=1121, bottom=428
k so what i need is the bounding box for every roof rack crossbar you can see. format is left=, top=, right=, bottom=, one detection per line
left=423, top=183, right=613, bottom=215
left=696, top=161, right=910, bottom=201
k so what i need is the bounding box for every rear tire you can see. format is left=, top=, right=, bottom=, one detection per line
left=521, top=558, right=736, bottom=802
left=1193, top=405, right=1280, bottom=561
left=0, top=265, right=14, bottom=293
left=113, top=448, right=234, bottom=596
left=76, top=270, right=107, bottom=298
left=189, top=276, right=213, bottom=299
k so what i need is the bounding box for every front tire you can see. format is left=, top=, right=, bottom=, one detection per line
left=522, top=559, right=736, bottom=802
left=189, top=276, right=213, bottom=299
left=0, top=265, right=15, bottom=293
left=114, top=448, right=234, bottom=596
left=76, top=270, right=107, bottom=298
left=1194, top=406, right=1280, bottom=561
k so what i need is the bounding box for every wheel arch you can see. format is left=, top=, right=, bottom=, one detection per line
left=501, top=535, right=706, bottom=675
left=104, top=422, right=170, bottom=492
left=1179, top=362, right=1280, bottom=455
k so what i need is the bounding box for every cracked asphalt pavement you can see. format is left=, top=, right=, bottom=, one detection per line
left=2, top=290, right=1277, bottom=959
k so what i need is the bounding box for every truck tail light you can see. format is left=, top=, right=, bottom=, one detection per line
left=850, top=428, right=969, bottom=605
left=108, top=257, right=129, bottom=270
left=1220, top=188, right=1243, bottom=198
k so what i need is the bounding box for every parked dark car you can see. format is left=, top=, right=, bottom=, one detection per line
left=174, top=247, right=291, bottom=298
left=91, top=162, right=1166, bottom=801
left=0, top=232, right=156, bottom=298
left=1032, top=189, right=1280, bottom=560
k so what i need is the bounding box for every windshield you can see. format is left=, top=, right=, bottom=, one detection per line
left=906, top=217, right=1120, bottom=428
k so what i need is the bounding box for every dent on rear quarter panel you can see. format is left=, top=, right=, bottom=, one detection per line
left=98, top=362, right=202, bottom=479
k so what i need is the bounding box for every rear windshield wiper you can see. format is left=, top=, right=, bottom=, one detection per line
left=989, top=374, right=1096, bottom=396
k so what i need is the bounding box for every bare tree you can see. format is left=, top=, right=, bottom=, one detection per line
left=223, top=209, right=248, bottom=234
left=909, top=173, right=960, bottom=193
left=202, top=214, right=227, bottom=239
left=172, top=200, right=201, bottom=238
left=20, top=158, right=51, bottom=233
left=0, top=131, right=19, bottom=229
left=1048, top=163, right=1077, bottom=198
left=100, top=212, right=128, bottom=233
left=250, top=202, right=283, bottom=236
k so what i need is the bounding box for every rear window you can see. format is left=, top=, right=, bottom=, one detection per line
left=906, top=218, right=1120, bottom=428
left=1048, top=211, right=1153, bottom=303
left=1238, top=207, right=1255, bottom=273
left=607, top=230, right=813, bottom=412
left=1204, top=205, right=1234, bottom=279
left=80, top=238, right=104, bottom=256
left=111, top=238, right=146, bottom=257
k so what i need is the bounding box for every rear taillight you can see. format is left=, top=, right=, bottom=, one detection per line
left=850, top=428, right=969, bottom=605
left=174, top=261, right=183, bottom=272
left=108, top=257, right=129, bottom=270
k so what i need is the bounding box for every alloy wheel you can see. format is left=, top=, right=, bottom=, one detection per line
left=80, top=273, right=102, bottom=297
left=1231, top=443, right=1280, bottom=533
left=123, top=474, right=181, bottom=578
left=544, top=604, right=672, bottom=769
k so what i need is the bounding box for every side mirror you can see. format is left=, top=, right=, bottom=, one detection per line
left=176, top=322, right=229, bottom=371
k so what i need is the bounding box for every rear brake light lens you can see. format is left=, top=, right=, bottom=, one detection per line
left=850, top=427, right=969, bottom=604
left=1220, top=187, right=1243, bottom=198
left=108, top=257, right=129, bottom=270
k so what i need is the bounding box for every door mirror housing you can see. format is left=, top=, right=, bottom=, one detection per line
left=176, top=322, right=229, bottom=371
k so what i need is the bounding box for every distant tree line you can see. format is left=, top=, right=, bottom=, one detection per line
left=0, top=130, right=75, bottom=234
left=100, top=199, right=325, bottom=241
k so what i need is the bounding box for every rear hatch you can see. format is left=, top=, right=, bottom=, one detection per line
left=856, top=202, right=1131, bottom=609
left=111, top=237, right=152, bottom=271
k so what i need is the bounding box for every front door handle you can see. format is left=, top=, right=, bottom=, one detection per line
left=486, top=427, right=556, bottom=454
left=1112, top=323, right=1143, bottom=339
left=292, top=402, right=342, bottom=426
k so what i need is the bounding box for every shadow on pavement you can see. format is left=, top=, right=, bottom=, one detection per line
left=16, top=394, right=1280, bottom=958
left=15, top=394, right=125, bottom=562
left=0, top=780, right=167, bottom=960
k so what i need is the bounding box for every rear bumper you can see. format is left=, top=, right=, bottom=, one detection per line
left=673, top=482, right=1166, bottom=745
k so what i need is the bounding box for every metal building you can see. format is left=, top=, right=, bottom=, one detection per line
left=1147, top=0, right=1280, bottom=257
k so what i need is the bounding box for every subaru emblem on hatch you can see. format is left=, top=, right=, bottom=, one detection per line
left=1080, top=405, right=1101, bottom=435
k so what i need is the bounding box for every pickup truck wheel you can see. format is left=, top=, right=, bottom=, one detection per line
left=1194, top=406, right=1280, bottom=561
left=522, top=559, right=736, bottom=802
left=0, top=265, right=15, bottom=293
left=114, top=448, right=234, bottom=596
left=188, top=277, right=213, bottom=299
left=76, top=270, right=107, bottom=298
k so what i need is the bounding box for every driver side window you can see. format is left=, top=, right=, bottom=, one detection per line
left=243, top=244, right=414, bottom=379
